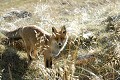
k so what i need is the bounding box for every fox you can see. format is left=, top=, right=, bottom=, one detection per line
left=0, top=25, right=68, bottom=68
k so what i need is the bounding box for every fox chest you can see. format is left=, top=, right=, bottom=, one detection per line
left=51, top=45, right=61, bottom=57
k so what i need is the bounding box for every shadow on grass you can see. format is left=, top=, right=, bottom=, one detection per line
left=0, top=47, right=28, bottom=80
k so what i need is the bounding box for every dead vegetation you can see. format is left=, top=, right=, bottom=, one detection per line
left=0, top=0, right=120, bottom=80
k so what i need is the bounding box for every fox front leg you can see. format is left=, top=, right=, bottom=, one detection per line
left=43, top=49, right=52, bottom=68
left=44, top=55, right=52, bottom=68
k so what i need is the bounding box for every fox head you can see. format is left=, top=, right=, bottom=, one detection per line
left=52, top=26, right=67, bottom=48
left=51, top=26, right=67, bottom=56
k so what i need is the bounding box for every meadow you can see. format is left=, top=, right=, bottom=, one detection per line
left=0, top=0, right=120, bottom=80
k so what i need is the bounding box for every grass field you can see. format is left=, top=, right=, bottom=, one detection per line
left=0, top=0, right=120, bottom=80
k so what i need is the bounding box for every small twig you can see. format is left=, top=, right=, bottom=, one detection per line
left=77, top=67, right=101, bottom=80
left=8, top=63, right=13, bottom=80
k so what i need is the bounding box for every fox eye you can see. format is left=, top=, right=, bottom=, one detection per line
left=62, top=31, right=66, bottom=34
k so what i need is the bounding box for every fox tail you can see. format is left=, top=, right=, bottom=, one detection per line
left=0, top=27, right=22, bottom=40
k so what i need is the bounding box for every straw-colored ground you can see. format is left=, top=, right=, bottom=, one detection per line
left=0, top=0, right=120, bottom=80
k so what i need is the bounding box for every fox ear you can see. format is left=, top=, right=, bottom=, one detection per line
left=61, top=25, right=66, bottom=34
left=52, top=27, right=57, bottom=34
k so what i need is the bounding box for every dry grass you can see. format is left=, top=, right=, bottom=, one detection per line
left=0, top=0, right=120, bottom=80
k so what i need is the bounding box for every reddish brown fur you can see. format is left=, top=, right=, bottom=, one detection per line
left=4, top=25, right=67, bottom=68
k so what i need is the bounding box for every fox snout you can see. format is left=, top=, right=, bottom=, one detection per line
left=58, top=42, right=62, bottom=48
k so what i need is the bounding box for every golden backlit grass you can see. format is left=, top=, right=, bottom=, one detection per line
left=0, top=0, right=120, bottom=80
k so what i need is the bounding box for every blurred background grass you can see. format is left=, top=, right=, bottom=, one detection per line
left=0, top=0, right=120, bottom=80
